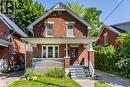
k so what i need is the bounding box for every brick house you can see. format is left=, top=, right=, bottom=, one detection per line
left=0, top=13, right=28, bottom=69
left=23, top=2, right=97, bottom=76
left=97, top=21, right=130, bottom=47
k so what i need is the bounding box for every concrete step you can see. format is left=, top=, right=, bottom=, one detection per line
left=70, top=65, right=91, bottom=79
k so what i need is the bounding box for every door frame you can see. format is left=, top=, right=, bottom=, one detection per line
left=70, top=47, right=79, bottom=65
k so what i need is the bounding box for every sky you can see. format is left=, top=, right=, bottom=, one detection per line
left=33, top=0, right=130, bottom=25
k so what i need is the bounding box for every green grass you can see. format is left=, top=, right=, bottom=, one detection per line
left=95, top=82, right=113, bottom=87
left=8, top=77, right=81, bottom=87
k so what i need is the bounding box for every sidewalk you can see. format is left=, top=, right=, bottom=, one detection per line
left=73, top=79, right=95, bottom=87
left=0, top=70, right=24, bottom=87
left=95, top=70, right=130, bottom=87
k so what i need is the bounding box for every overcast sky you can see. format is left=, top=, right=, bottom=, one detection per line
left=33, top=0, right=130, bottom=25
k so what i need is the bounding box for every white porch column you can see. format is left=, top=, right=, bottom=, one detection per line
left=88, top=42, right=94, bottom=51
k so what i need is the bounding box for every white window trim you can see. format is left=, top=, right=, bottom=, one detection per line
left=66, top=22, right=74, bottom=37
left=65, top=22, right=75, bottom=24
left=45, top=22, right=54, bottom=37
left=41, top=45, right=59, bottom=58
left=104, top=33, right=108, bottom=46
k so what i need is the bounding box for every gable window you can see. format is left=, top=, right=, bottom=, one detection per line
left=46, top=23, right=53, bottom=36
left=104, top=33, right=108, bottom=46
left=67, top=23, right=74, bottom=37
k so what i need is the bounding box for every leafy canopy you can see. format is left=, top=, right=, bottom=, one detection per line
left=14, top=0, right=47, bottom=35
left=66, top=2, right=102, bottom=37
left=0, top=0, right=47, bottom=35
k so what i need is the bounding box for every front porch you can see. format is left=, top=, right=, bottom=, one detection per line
left=23, top=37, right=97, bottom=73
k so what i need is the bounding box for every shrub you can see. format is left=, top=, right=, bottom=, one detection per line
left=94, top=45, right=117, bottom=72
left=46, top=68, right=65, bottom=78
left=25, top=68, right=46, bottom=80
left=116, top=58, right=130, bottom=78
left=26, top=68, right=34, bottom=80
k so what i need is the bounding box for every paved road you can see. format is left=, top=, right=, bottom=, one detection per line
left=0, top=70, right=24, bottom=87
left=95, top=70, right=130, bottom=87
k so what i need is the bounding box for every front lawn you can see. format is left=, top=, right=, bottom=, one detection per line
left=95, top=82, right=112, bottom=87
left=8, top=68, right=81, bottom=87
left=8, top=77, right=81, bottom=87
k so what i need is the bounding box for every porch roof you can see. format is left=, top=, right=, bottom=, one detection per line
left=0, top=39, right=10, bottom=47
left=23, top=37, right=98, bottom=44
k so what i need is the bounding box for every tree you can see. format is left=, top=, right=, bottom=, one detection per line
left=66, top=2, right=102, bottom=37
left=66, top=2, right=84, bottom=17
left=0, top=0, right=47, bottom=35
left=14, top=0, right=47, bottom=35
left=83, top=8, right=102, bottom=37
left=83, top=8, right=102, bottom=29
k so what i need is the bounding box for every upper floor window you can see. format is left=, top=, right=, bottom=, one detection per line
left=66, top=23, right=74, bottom=37
left=104, top=33, right=108, bottom=46
left=46, top=23, right=53, bottom=36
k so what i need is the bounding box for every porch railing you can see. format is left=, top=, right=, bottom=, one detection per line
left=89, top=61, right=95, bottom=78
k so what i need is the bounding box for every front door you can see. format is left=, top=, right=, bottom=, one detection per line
left=70, top=48, right=79, bottom=65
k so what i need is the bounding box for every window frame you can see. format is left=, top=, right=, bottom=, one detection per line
left=45, top=22, right=54, bottom=37
left=104, top=33, right=108, bottom=46
left=42, top=45, right=59, bottom=58
left=66, top=22, right=74, bottom=37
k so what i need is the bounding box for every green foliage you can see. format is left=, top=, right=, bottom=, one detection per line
left=46, top=68, right=65, bottom=78
left=94, top=45, right=117, bottom=72
left=66, top=2, right=102, bottom=37
left=116, top=32, right=130, bottom=57
left=115, top=32, right=130, bottom=78
left=26, top=68, right=46, bottom=80
left=14, top=0, right=47, bottom=35
left=89, top=28, right=100, bottom=37
left=26, top=68, right=34, bottom=80
left=83, top=8, right=102, bottom=30
left=95, top=82, right=112, bottom=87
left=66, top=2, right=84, bottom=17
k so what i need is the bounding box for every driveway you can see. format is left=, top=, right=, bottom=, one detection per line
left=95, top=70, right=130, bottom=87
left=0, top=70, right=24, bottom=87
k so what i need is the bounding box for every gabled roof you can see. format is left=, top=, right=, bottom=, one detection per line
left=98, top=26, right=122, bottom=37
left=0, top=13, right=28, bottom=37
left=110, top=21, right=130, bottom=32
left=111, top=26, right=126, bottom=33
left=27, top=2, right=92, bottom=30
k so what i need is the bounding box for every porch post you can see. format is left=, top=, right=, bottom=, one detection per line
left=88, top=42, right=95, bottom=67
left=25, top=43, right=33, bottom=69
left=64, top=43, right=70, bottom=74
left=65, top=43, right=68, bottom=57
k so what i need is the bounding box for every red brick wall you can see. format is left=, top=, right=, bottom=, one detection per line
left=0, top=46, right=9, bottom=59
left=97, top=27, right=119, bottom=46
left=78, top=45, right=88, bottom=64
left=0, top=19, right=25, bottom=65
left=0, top=19, right=10, bottom=39
left=33, top=11, right=88, bottom=37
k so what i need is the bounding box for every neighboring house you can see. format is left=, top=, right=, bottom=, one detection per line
left=0, top=13, right=28, bottom=69
left=23, top=2, right=97, bottom=75
left=97, top=21, right=130, bottom=47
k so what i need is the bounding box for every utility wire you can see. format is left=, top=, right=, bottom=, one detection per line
left=102, top=0, right=124, bottom=23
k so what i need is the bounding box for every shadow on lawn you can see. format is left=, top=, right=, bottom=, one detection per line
left=34, top=79, right=65, bottom=87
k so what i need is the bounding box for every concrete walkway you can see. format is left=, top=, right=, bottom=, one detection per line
left=73, top=79, right=95, bottom=87
left=95, top=70, right=130, bottom=87
left=0, top=70, right=24, bottom=87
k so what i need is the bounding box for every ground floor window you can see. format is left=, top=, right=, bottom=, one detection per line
left=42, top=45, right=59, bottom=58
